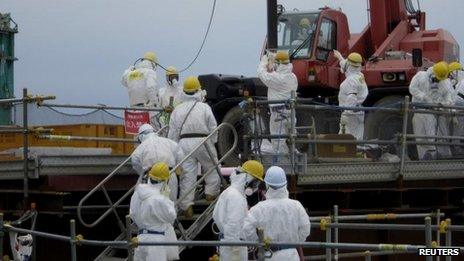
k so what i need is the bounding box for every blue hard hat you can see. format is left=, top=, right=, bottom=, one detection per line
left=264, top=166, right=287, bottom=188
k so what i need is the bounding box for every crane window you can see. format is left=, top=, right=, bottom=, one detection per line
left=316, top=18, right=337, bottom=61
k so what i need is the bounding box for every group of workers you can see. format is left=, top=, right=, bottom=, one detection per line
left=120, top=48, right=463, bottom=260
left=122, top=52, right=310, bottom=261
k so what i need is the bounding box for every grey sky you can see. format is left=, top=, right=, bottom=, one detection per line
left=1, top=0, right=463, bottom=107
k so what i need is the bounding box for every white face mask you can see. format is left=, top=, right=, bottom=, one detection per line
left=244, top=174, right=260, bottom=196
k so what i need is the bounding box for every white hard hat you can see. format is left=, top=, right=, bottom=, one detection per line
left=137, top=123, right=154, bottom=135
left=264, top=166, right=287, bottom=188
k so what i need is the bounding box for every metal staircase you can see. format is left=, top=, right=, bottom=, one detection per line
left=77, top=123, right=238, bottom=260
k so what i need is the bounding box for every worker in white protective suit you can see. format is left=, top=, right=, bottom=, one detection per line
left=212, top=160, right=264, bottom=261
left=241, top=166, right=311, bottom=261
left=158, top=66, right=184, bottom=127
left=409, top=62, right=454, bottom=160
left=130, top=162, right=178, bottom=261
left=168, top=76, right=220, bottom=218
left=449, top=62, right=464, bottom=155
left=333, top=50, right=369, bottom=141
left=257, top=50, right=298, bottom=154
left=122, top=52, right=159, bottom=107
left=131, top=123, right=184, bottom=202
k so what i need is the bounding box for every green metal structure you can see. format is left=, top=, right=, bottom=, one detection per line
left=0, top=13, right=17, bottom=125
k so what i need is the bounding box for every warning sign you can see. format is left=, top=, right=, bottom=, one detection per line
left=124, top=110, right=150, bottom=134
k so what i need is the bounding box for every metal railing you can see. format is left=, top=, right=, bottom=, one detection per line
left=1, top=213, right=463, bottom=261
left=77, top=122, right=237, bottom=230
left=244, top=92, right=464, bottom=180
left=0, top=89, right=56, bottom=210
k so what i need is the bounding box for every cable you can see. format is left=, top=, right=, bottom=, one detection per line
left=178, top=0, right=218, bottom=73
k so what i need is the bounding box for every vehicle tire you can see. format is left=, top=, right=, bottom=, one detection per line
left=364, top=95, right=417, bottom=159
left=217, top=106, right=250, bottom=166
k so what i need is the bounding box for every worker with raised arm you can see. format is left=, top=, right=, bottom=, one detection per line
left=241, top=166, right=311, bottom=261
left=122, top=52, right=159, bottom=107
left=130, top=162, right=178, bottom=261
left=168, top=76, right=220, bottom=218
left=131, top=123, right=184, bottom=202
left=158, top=66, right=183, bottom=127
left=212, top=160, right=264, bottom=261
left=449, top=62, right=464, bottom=155
left=333, top=50, right=369, bottom=141
left=257, top=50, right=298, bottom=154
left=409, top=62, right=453, bottom=160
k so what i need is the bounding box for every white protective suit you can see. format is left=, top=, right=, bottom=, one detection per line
left=453, top=78, right=464, bottom=155
left=241, top=186, right=310, bottom=261
left=168, top=91, right=220, bottom=211
left=131, top=132, right=184, bottom=202
left=130, top=182, right=178, bottom=261
left=257, top=55, right=298, bottom=153
left=212, top=171, right=249, bottom=261
left=338, top=60, right=369, bottom=141
left=158, top=79, right=184, bottom=127
left=122, top=60, right=159, bottom=107
left=409, top=68, right=454, bottom=159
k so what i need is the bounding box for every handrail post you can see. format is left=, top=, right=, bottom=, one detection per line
left=23, top=88, right=29, bottom=208
left=398, top=96, right=410, bottom=187
left=126, top=215, right=134, bottom=261
left=425, top=217, right=433, bottom=261
left=364, top=250, right=371, bottom=261
left=257, top=228, right=265, bottom=261
left=334, top=205, right=339, bottom=261
left=70, top=219, right=77, bottom=261
left=326, top=224, right=332, bottom=261
left=436, top=209, right=441, bottom=261
left=0, top=213, right=4, bottom=258
left=290, top=91, right=297, bottom=175
left=445, top=219, right=452, bottom=261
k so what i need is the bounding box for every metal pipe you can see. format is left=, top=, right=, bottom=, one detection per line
left=295, top=104, right=400, bottom=113
left=266, top=0, right=278, bottom=50
left=305, top=250, right=406, bottom=260
left=290, top=91, right=296, bottom=175
left=23, top=88, right=29, bottom=207
left=38, top=134, right=138, bottom=143
left=0, top=213, right=4, bottom=257
left=257, top=228, right=266, bottom=261
left=334, top=205, right=339, bottom=261
left=400, top=134, right=464, bottom=140
left=70, top=220, right=77, bottom=261
left=0, top=95, right=55, bottom=105
left=313, top=222, right=464, bottom=231
left=126, top=215, right=134, bottom=261
left=399, top=96, right=409, bottom=177
left=425, top=217, right=433, bottom=261
left=436, top=209, right=441, bottom=261
left=39, top=102, right=163, bottom=112
left=326, top=225, right=332, bottom=261
left=309, top=212, right=442, bottom=222
left=445, top=219, right=452, bottom=261
left=364, top=251, right=371, bottom=261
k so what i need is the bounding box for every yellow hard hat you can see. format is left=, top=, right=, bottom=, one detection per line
left=433, top=61, right=449, bottom=81
left=183, top=76, right=201, bottom=93
left=166, top=66, right=179, bottom=76
left=299, top=18, right=311, bottom=28
left=143, top=52, right=157, bottom=63
left=448, top=62, right=462, bottom=73
left=347, top=52, right=363, bottom=67
left=241, top=160, right=264, bottom=181
left=148, top=162, right=170, bottom=182
left=275, top=50, right=290, bottom=64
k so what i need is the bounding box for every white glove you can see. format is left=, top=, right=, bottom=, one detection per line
left=128, top=65, right=135, bottom=71
left=333, top=49, right=343, bottom=61
left=161, top=184, right=171, bottom=198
